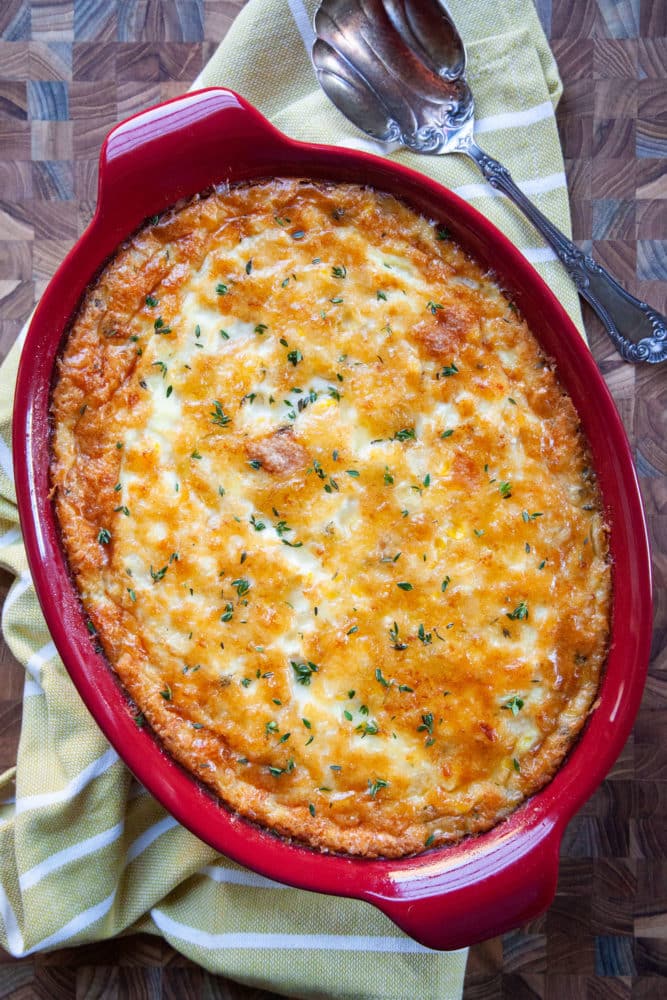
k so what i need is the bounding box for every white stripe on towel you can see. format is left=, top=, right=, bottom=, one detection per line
left=19, top=821, right=125, bottom=892
left=288, top=0, right=316, bottom=50
left=151, top=907, right=437, bottom=953
left=23, top=890, right=117, bottom=956
left=201, top=864, right=289, bottom=890
left=0, top=435, right=13, bottom=484
left=475, top=100, right=554, bottom=134
left=125, top=815, right=179, bottom=865
left=453, top=170, right=566, bottom=201
left=15, top=747, right=120, bottom=815
left=0, top=884, right=24, bottom=957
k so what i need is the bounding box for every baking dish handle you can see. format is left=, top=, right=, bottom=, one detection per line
left=369, top=818, right=563, bottom=951
left=96, top=88, right=289, bottom=224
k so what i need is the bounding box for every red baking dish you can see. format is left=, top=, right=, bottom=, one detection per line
left=13, top=88, right=652, bottom=951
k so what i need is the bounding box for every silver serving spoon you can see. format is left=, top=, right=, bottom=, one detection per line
left=312, top=0, right=667, bottom=363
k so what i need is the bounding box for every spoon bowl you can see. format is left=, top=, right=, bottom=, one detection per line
left=313, top=0, right=474, bottom=152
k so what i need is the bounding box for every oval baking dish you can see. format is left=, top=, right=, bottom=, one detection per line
left=13, top=89, right=652, bottom=951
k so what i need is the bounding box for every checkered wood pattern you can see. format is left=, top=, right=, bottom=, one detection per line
left=0, top=1, right=665, bottom=997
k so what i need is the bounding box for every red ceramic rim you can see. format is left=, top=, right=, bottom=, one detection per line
left=12, top=89, right=653, bottom=951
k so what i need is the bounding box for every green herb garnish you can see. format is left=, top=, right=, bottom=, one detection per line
left=503, top=696, right=525, bottom=716
left=291, top=660, right=318, bottom=685
left=506, top=601, right=528, bottom=621
left=367, top=778, right=388, bottom=798
left=210, top=400, right=231, bottom=427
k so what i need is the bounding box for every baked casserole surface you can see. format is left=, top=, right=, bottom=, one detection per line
left=50, top=179, right=611, bottom=858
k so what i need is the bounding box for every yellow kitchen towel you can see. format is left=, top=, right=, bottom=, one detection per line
left=0, top=1, right=577, bottom=997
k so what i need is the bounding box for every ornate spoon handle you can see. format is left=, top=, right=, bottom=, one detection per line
left=463, top=139, right=667, bottom=363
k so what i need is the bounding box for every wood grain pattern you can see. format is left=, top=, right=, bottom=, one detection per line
left=0, top=1, right=665, bottom=997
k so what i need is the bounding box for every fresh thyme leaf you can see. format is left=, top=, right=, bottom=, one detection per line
left=153, top=316, right=171, bottom=334
left=417, top=712, right=434, bottom=736
left=210, top=400, right=231, bottom=427
left=418, top=624, right=432, bottom=645
left=367, top=778, right=388, bottom=798
left=291, top=660, right=318, bottom=685
left=438, top=363, right=459, bottom=377
left=522, top=510, right=543, bottom=522
left=389, top=621, right=407, bottom=650
left=503, top=695, right=525, bottom=716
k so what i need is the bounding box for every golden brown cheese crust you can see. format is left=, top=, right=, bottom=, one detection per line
left=50, top=179, right=611, bottom=858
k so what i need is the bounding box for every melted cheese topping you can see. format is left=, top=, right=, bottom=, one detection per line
left=51, top=180, right=611, bottom=858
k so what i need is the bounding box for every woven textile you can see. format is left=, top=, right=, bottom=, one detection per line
left=0, top=2, right=577, bottom=997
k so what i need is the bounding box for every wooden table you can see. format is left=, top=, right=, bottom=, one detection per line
left=0, top=1, right=665, bottom=996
